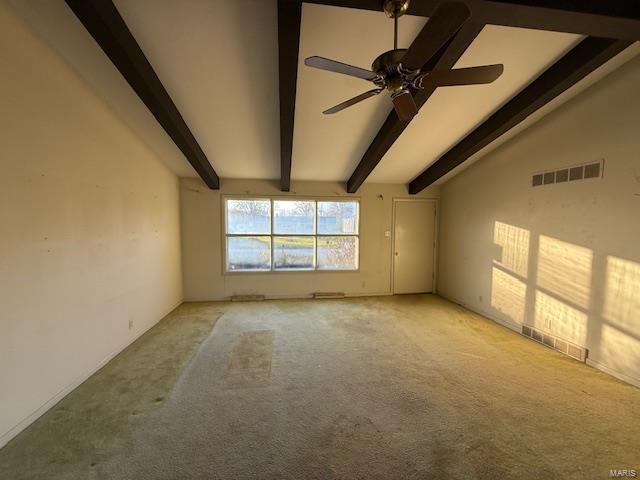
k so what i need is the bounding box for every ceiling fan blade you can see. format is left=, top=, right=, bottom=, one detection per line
left=401, top=2, right=471, bottom=72
left=420, top=64, right=504, bottom=87
left=323, top=89, right=383, bottom=114
left=305, top=56, right=379, bottom=82
left=392, top=90, right=418, bottom=121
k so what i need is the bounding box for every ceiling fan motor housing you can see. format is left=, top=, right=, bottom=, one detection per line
left=372, top=48, right=419, bottom=94
left=372, top=48, right=407, bottom=75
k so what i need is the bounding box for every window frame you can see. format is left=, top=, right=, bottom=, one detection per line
left=223, top=195, right=360, bottom=274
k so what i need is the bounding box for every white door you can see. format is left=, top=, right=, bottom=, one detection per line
left=393, top=200, right=436, bottom=294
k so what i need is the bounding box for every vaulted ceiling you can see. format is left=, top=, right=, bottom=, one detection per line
left=10, top=0, right=640, bottom=193
left=294, top=6, right=580, bottom=183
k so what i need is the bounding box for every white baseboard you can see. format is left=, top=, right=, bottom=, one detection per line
left=346, top=292, right=394, bottom=298
left=184, top=291, right=394, bottom=302
left=182, top=296, right=227, bottom=302
left=586, top=358, right=640, bottom=388
left=0, top=299, right=183, bottom=450
left=437, top=291, right=521, bottom=333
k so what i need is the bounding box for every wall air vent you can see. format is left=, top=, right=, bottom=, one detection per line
left=532, top=159, right=603, bottom=187
left=313, top=292, right=346, bottom=299
left=521, top=325, right=588, bottom=362
left=569, top=166, right=584, bottom=181
left=231, top=295, right=265, bottom=302
left=532, top=174, right=543, bottom=187
left=555, top=169, right=569, bottom=183
left=584, top=162, right=601, bottom=179
left=543, top=172, right=556, bottom=185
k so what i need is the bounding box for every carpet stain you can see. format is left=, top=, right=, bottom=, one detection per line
left=226, top=330, right=274, bottom=389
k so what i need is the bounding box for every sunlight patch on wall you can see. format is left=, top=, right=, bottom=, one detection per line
left=534, top=290, right=588, bottom=346
left=493, top=222, right=530, bottom=277
left=491, top=267, right=527, bottom=324
left=537, top=235, right=592, bottom=309
left=599, top=324, right=640, bottom=379
left=599, top=256, right=640, bottom=377
left=603, top=256, right=640, bottom=332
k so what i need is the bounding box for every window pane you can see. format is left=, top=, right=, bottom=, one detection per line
left=227, top=236, right=270, bottom=271
left=317, top=201, right=358, bottom=234
left=317, top=236, right=358, bottom=270
left=273, top=200, right=315, bottom=234
left=273, top=236, right=315, bottom=270
left=226, top=199, right=270, bottom=234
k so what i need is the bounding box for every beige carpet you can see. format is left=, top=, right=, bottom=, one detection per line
left=1, top=295, right=638, bottom=479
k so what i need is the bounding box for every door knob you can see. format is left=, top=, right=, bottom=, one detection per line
left=394, top=252, right=399, bottom=256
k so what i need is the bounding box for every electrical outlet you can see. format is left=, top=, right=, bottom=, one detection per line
left=479, top=295, right=483, bottom=303
left=128, top=319, right=134, bottom=330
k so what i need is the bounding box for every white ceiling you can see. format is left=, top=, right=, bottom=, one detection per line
left=293, top=4, right=428, bottom=181
left=114, top=0, right=281, bottom=180
left=9, top=0, right=638, bottom=186
left=369, top=25, right=581, bottom=183
left=8, top=0, right=195, bottom=177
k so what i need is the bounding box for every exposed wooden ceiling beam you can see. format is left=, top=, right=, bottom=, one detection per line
left=469, top=1, right=640, bottom=40
left=278, top=0, right=303, bottom=192
left=303, top=1, right=640, bottom=40
left=408, top=36, right=632, bottom=194
left=346, top=22, right=484, bottom=193
left=65, top=0, right=219, bottom=189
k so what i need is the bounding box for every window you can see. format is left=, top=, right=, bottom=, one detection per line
left=225, top=198, right=359, bottom=272
left=225, top=199, right=271, bottom=271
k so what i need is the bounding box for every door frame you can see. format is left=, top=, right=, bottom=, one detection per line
left=391, top=197, right=439, bottom=295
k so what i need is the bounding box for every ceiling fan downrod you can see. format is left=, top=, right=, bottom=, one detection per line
left=383, top=0, right=410, bottom=49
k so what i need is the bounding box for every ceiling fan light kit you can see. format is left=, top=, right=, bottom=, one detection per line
left=304, top=0, right=504, bottom=121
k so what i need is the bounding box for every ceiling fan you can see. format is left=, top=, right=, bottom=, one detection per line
left=304, top=0, right=504, bottom=121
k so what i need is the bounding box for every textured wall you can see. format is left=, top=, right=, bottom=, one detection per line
left=437, top=56, right=640, bottom=386
left=0, top=2, right=183, bottom=446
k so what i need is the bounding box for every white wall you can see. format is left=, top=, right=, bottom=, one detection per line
left=0, top=2, right=183, bottom=446
left=437, top=56, right=640, bottom=387
left=180, top=178, right=439, bottom=300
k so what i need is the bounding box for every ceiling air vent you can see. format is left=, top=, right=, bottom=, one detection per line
left=532, top=159, right=603, bottom=187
